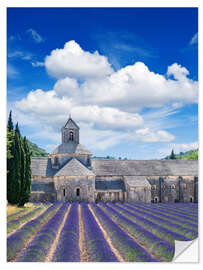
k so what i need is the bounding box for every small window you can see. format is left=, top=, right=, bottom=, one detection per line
left=63, top=189, right=66, bottom=197
left=152, top=185, right=156, bottom=191
left=190, top=197, right=193, bottom=203
left=76, top=188, right=80, bottom=196
left=154, top=197, right=159, bottom=203
left=69, top=131, right=74, bottom=141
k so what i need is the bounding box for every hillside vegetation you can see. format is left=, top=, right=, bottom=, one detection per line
left=165, top=149, right=198, bottom=160
left=27, top=140, right=49, bottom=157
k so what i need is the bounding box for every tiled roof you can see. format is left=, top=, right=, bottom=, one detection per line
left=52, top=142, right=91, bottom=155
left=64, top=117, right=79, bottom=129
left=91, top=160, right=198, bottom=176
left=95, top=180, right=126, bottom=191
left=55, top=158, right=95, bottom=177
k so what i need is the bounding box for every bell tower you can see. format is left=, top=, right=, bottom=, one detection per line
left=61, top=116, right=80, bottom=144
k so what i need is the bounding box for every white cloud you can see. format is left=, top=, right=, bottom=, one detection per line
left=31, top=61, right=44, bottom=67
left=190, top=33, right=198, bottom=45
left=54, top=77, right=79, bottom=98
left=79, top=62, right=198, bottom=111
left=8, top=50, right=32, bottom=60
left=26, top=28, right=44, bottom=43
left=45, top=40, right=113, bottom=79
left=12, top=41, right=199, bottom=151
left=129, top=128, right=175, bottom=142
left=71, top=105, right=143, bottom=130
left=159, top=141, right=198, bottom=157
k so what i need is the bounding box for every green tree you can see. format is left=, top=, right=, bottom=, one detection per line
left=7, top=110, right=13, bottom=132
left=7, top=112, right=16, bottom=203
left=12, top=123, right=22, bottom=204
left=169, top=149, right=176, bottom=160
left=18, top=137, right=32, bottom=206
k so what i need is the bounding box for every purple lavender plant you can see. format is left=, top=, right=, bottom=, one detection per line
left=121, top=203, right=197, bottom=232
left=112, top=203, right=197, bottom=241
left=99, top=202, right=174, bottom=261
left=81, top=202, right=118, bottom=262
left=129, top=202, right=197, bottom=223
left=7, top=204, right=47, bottom=234
left=7, top=203, right=61, bottom=261
left=52, top=203, right=80, bottom=262
left=16, top=203, right=69, bottom=262
left=90, top=203, right=157, bottom=262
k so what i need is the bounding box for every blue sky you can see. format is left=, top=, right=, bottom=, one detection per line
left=7, top=8, right=198, bottom=159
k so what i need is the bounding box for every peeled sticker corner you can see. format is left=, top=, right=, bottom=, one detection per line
left=173, top=238, right=199, bottom=262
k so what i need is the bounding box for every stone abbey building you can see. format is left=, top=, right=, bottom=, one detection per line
left=31, top=117, right=198, bottom=203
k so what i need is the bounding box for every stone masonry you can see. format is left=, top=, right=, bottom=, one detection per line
left=30, top=117, right=198, bottom=203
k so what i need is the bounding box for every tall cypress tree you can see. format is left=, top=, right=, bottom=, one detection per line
left=18, top=135, right=26, bottom=206
left=12, top=123, right=21, bottom=204
left=7, top=111, right=13, bottom=132
left=7, top=112, right=16, bottom=203
left=19, top=137, right=32, bottom=206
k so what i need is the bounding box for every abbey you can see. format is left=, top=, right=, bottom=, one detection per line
left=31, top=117, right=198, bottom=203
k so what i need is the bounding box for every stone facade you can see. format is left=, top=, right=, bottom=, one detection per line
left=30, top=117, right=198, bottom=203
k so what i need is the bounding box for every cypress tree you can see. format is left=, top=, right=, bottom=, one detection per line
left=19, top=137, right=32, bottom=206
left=18, top=135, right=26, bottom=206
left=7, top=110, right=13, bottom=132
left=12, top=123, right=21, bottom=204
left=169, top=149, right=176, bottom=160
left=7, top=113, right=16, bottom=203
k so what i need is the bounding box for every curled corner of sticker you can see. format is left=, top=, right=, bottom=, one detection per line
left=173, top=238, right=199, bottom=262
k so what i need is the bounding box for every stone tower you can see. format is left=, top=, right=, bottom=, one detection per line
left=61, top=116, right=79, bottom=144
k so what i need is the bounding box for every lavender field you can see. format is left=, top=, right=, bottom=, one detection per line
left=7, top=202, right=198, bottom=262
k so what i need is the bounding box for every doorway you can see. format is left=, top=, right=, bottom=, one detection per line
left=76, top=188, right=80, bottom=197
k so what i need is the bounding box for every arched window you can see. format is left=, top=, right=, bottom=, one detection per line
left=190, top=197, right=193, bottom=203
left=154, top=197, right=159, bottom=203
left=76, top=188, right=80, bottom=197
left=63, top=189, right=66, bottom=197
left=69, top=131, right=74, bottom=141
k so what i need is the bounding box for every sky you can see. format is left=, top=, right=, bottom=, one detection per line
left=7, top=7, right=198, bottom=159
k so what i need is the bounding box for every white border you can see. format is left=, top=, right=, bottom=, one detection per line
left=0, top=0, right=201, bottom=269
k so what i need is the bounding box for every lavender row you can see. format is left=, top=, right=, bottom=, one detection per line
left=52, top=203, right=80, bottom=262
left=119, top=203, right=198, bottom=236
left=124, top=203, right=197, bottom=229
left=90, top=203, right=157, bottom=262
left=133, top=202, right=198, bottom=217
left=7, top=203, right=41, bottom=221
left=7, top=204, right=48, bottom=234
left=81, top=203, right=118, bottom=262
left=130, top=202, right=198, bottom=223
left=7, top=203, right=61, bottom=261
left=16, top=203, right=69, bottom=262
left=109, top=203, right=197, bottom=242
left=99, top=202, right=174, bottom=262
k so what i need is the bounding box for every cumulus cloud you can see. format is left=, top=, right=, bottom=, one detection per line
left=26, top=28, right=44, bottom=43
left=45, top=40, right=113, bottom=79
left=133, top=128, right=175, bottom=142
left=12, top=41, right=198, bottom=151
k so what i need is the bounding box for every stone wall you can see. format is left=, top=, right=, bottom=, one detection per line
left=147, top=176, right=197, bottom=203
left=30, top=192, right=56, bottom=202
left=126, top=186, right=151, bottom=202
left=54, top=175, right=95, bottom=202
